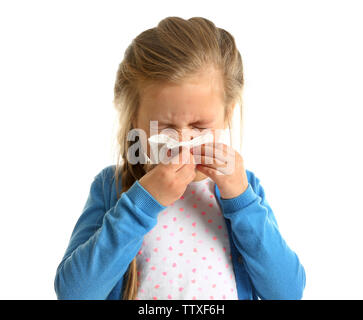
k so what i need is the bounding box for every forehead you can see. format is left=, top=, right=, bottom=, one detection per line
left=138, top=72, right=224, bottom=124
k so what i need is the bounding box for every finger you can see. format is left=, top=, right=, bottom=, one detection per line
left=175, top=148, right=197, bottom=181
left=160, top=146, right=194, bottom=172
left=192, top=144, right=234, bottom=164
left=195, top=154, right=227, bottom=168
left=191, top=142, right=233, bottom=157
left=176, top=159, right=196, bottom=182
left=197, top=154, right=237, bottom=175
left=195, top=163, right=221, bottom=179
left=176, top=146, right=196, bottom=171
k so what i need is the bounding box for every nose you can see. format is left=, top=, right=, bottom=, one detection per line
left=176, top=128, right=200, bottom=143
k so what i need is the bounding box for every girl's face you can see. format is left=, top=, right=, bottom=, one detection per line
left=133, top=69, right=233, bottom=181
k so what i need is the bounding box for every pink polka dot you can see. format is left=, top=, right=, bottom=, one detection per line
left=168, top=294, right=172, bottom=299
left=208, top=219, right=213, bottom=223
left=168, top=246, right=173, bottom=251
left=138, top=250, right=142, bottom=255
left=212, top=284, right=216, bottom=288
left=153, top=248, right=158, bottom=252
left=169, top=279, right=173, bottom=284
left=155, top=284, right=160, bottom=289
left=191, top=190, right=196, bottom=194
left=156, top=236, right=161, bottom=241
left=163, top=211, right=168, bottom=215
left=208, top=265, right=212, bottom=269
left=218, top=272, right=222, bottom=275
left=222, top=294, right=226, bottom=299
left=197, top=197, right=201, bottom=201
left=186, top=214, right=191, bottom=218
left=153, top=296, right=157, bottom=300
left=212, top=236, right=217, bottom=240
left=205, top=228, right=209, bottom=233
left=179, top=287, right=184, bottom=292
left=151, top=266, right=156, bottom=270
left=180, top=196, right=184, bottom=200
left=191, top=279, right=196, bottom=283
left=210, top=247, right=214, bottom=252
left=193, top=204, right=197, bottom=208
left=202, top=257, right=206, bottom=260
left=179, top=252, right=183, bottom=256
left=201, top=211, right=206, bottom=215
left=163, top=225, right=168, bottom=229
left=192, top=296, right=196, bottom=300
left=223, top=247, right=226, bottom=252
left=198, top=240, right=203, bottom=244
left=173, top=217, right=177, bottom=221
left=162, top=257, right=167, bottom=261
left=218, top=225, right=222, bottom=229
left=169, top=232, right=174, bottom=236
left=192, top=222, right=196, bottom=227
left=210, top=296, right=214, bottom=299
left=186, top=259, right=190, bottom=263
left=146, top=258, right=150, bottom=262
left=179, top=240, right=184, bottom=244
left=192, top=268, right=197, bottom=273
left=208, top=203, right=213, bottom=207
left=192, top=232, right=196, bottom=237
left=172, top=262, right=177, bottom=268
left=210, top=195, right=214, bottom=198
left=162, top=272, right=167, bottom=276
left=179, top=227, right=184, bottom=232
left=179, top=208, right=184, bottom=212
left=198, top=287, right=202, bottom=291
left=193, top=248, right=197, bottom=252
left=225, top=263, right=229, bottom=268
left=178, top=273, right=183, bottom=278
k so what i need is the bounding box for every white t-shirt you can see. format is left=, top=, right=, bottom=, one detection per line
left=135, top=176, right=239, bottom=300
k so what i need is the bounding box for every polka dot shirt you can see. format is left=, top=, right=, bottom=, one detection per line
left=135, top=176, right=238, bottom=300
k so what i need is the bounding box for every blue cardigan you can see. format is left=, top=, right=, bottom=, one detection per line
left=54, top=165, right=306, bottom=300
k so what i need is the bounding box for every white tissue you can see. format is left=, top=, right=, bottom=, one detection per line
left=144, top=132, right=215, bottom=164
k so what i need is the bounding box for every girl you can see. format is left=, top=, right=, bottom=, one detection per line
left=54, top=16, right=306, bottom=300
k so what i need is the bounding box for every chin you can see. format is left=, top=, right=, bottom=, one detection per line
left=193, top=171, right=207, bottom=181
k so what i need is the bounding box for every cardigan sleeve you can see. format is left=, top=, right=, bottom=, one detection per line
left=54, top=168, right=166, bottom=299
left=219, top=173, right=306, bottom=300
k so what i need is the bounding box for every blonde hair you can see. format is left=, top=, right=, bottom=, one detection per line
left=112, top=16, right=244, bottom=300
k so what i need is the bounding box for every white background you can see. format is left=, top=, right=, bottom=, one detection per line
left=0, top=0, right=362, bottom=299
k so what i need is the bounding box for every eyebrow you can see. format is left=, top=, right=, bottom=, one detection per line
left=157, top=120, right=212, bottom=125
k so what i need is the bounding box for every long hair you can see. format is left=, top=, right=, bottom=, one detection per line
left=112, top=16, right=244, bottom=300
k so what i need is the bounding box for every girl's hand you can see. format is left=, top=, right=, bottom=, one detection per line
left=191, top=142, right=249, bottom=199
left=138, top=146, right=197, bottom=207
